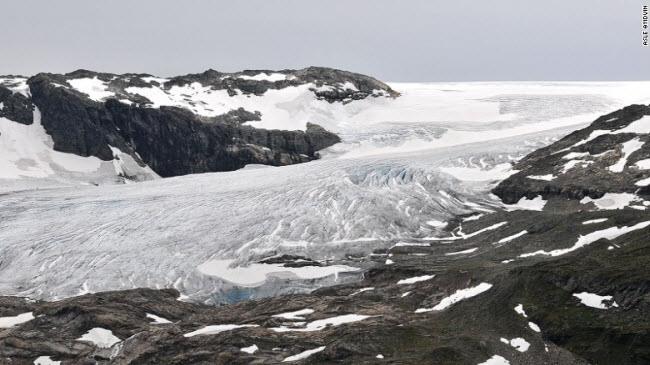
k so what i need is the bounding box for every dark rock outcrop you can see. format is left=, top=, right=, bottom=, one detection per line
left=16, top=66, right=397, bottom=177
left=0, top=86, right=33, bottom=125
left=493, top=104, right=650, bottom=204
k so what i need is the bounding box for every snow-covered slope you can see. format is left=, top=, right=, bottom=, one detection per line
left=0, top=77, right=158, bottom=192
left=1, top=78, right=650, bottom=304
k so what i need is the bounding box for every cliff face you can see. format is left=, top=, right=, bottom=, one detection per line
left=5, top=67, right=396, bottom=178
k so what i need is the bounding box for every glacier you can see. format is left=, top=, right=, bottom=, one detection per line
left=1, top=81, right=650, bottom=304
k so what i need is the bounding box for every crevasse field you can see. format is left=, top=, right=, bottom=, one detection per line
left=2, top=81, right=650, bottom=304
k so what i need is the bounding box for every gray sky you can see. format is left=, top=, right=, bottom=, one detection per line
left=1, top=0, right=648, bottom=81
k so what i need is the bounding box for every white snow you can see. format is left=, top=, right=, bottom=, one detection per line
left=526, top=174, right=555, bottom=181
left=636, top=177, right=650, bottom=186
left=146, top=313, right=172, bottom=324
left=634, top=158, right=650, bottom=169
left=415, top=283, right=493, bottom=313
left=273, top=308, right=314, bottom=320
left=425, top=222, right=508, bottom=241
left=562, top=152, right=590, bottom=160
left=314, top=84, right=335, bottom=92
left=271, top=314, right=373, bottom=332
left=497, top=230, right=528, bottom=244
left=580, top=193, right=641, bottom=210
left=376, top=354, right=385, bottom=359
left=183, top=324, right=259, bottom=337
left=504, top=196, right=547, bottom=211
left=33, top=356, right=61, bottom=365
left=397, top=275, right=435, bottom=285
left=514, top=304, right=527, bottom=318
left=562, top=159, right=593, bottom=173
left=197, top=259, right=359, bottom=287
left=141, top=76, right=170, bottom=84
left=0, top=312, right=34, bottom=328
left=477, top=355, right=510, bottom=365
left=393, top=242, right=431, bottom=247
left=67, top=77, right=115, bottom=102
left=0, top=77, right=30, bottom=97
left=109, top=145, right=159, bottom=180
left=582, top=218, right=608, bottom=225
left=572, top=292, right=619, bottom=309
left=76, top=328, right=121, bottom=348
left=350, top=287, right=374, bottom=296
left=572, top=130, right=612, bottom=147
left=283, top=346, right=326, bottom=362
left=340, top=81, right=358, bottom=91
left=445, top=248, right=478, bottom=255
left=241, top=344, right=259, bottom=354
left=500, top=337, right=530, bottom=352
left=520, top=221, right=650, bottom=257
left=0, top=110, right=102, bottom=179
left=426, top=219, right=448, bottom=227
left=572, top=116, right=650, bottom=148
left=614, top=115, right=650, bottom=134
left=401, top=291, right=412, bottom=298
left=463, top=214, right=484, bottom=222
left=238, top=73, right=287, bottom=82
left=608, top=138, right=644, bottom=172
left=0, top=108, right=156, bottom=185
left=528, top=322, right=541, bottom=332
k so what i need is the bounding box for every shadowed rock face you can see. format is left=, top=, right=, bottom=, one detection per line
left=19, top=67, right=396, bottom=177
left=0, top=86, right=33, bottom=125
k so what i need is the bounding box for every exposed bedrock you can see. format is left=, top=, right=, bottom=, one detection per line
left=493, top=104, right=650, bottom=204
left=24, top=66, right=398, bottom=177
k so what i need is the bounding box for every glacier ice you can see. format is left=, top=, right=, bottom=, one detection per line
left=1, top=81, right=649, bottom=304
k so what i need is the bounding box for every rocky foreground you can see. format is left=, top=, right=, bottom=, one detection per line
left=2, top=107, right=650, bottom=364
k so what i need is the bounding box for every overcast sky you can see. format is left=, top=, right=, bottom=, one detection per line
left=1, top=0, right=648, bottom=81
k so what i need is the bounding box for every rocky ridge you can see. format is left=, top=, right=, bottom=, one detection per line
left=493, top=104, right=650, bottom=204
left=0, top=67, right=396, bottom=179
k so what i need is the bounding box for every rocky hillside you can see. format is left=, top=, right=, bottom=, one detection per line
left=0, top=67, right=395, bottom=181
left=1, top=104, right=649, bottom=364
left=493, top=104, right=650, bottom=204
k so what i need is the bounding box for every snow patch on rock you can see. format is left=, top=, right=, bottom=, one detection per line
left=197, top=259, right=359, bottom=287
left=500, top=337, right=530, bottom=352
left=183, top=324, right=259, bottom=337
left=0, top=312, right=34, bottom=328
left=67, top=77, right=115, bottom=102
left=573, top=292, right=619, bottom=309
left=520, top=221, right=650, bottom=257
left=76, top=328, right=121, bottom=348
left=477, top=355, right=510, bottom=365
left=580, top=193, right=641, bottom=210
left=415, top=283, right=493, bottom=312
left=283, top=346, right=326, bottom=362
left=398, top=275, right=435, bottom=285
left=526, top=174, right=555, bottom=181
